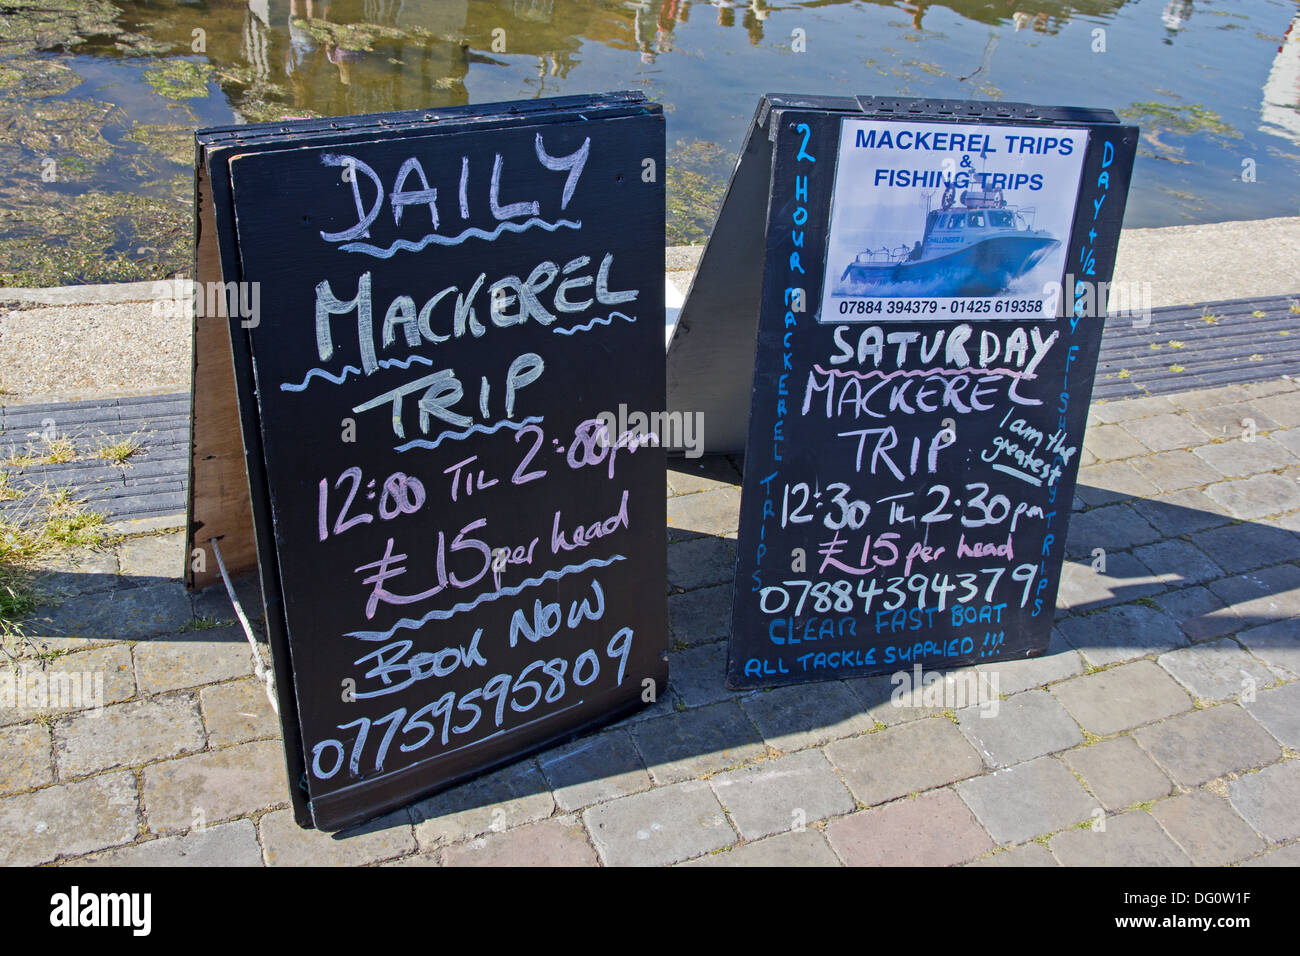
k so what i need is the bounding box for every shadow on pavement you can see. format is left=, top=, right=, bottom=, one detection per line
left=11, top=455, right=1297, bottom=843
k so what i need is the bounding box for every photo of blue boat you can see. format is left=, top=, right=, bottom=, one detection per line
left=834, top=187, right=1060, bottom=299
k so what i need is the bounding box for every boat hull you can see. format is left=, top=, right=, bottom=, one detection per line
left=837, top=234, right=1059, bottom=298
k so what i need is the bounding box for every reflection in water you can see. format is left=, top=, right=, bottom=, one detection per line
left=884, top=0, right=1127, bottom=33
left=271, top=0, right=472, bottom=115
left=1260, top=14, right=1300, bottom=146
left=1161, top=0, right=1193, bottom=42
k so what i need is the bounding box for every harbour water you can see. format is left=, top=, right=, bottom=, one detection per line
left=2, top=0, right=1298, bottom=284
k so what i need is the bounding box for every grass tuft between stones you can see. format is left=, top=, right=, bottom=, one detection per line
left=0, top=487, right=114, bottom=663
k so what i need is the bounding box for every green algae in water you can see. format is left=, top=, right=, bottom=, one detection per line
left=0, top=187, right=189, bottom=286
left=666, top=139, right=728, bottom=247
left=1119, top=102, right=1241, bottom=139
left=142, top=58, right=213, bottom=100
left=0, top=56, right=81, bottom=98
left=0, top=0, right=122, bottom=55
left=122, top=123, right=195, bottom=167
left=0, top=96, right=118, bottom=163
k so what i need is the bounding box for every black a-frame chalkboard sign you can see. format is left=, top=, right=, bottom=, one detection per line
left=667, top=95, right=1137, bottom=689
left=186, top=93, right=668, bottom=830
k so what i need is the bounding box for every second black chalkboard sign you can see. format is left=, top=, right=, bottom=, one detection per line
left=667, top=95, right=1137, bottom=689
left=188, top=93, right=668, bottom=830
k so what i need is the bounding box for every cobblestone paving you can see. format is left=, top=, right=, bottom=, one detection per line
left=2, top=378, right=1298, bottom=866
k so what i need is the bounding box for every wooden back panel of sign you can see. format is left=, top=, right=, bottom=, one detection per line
left=189, top=93, right=668, bottom=830
left=677, top=95, right=1137, bottom=689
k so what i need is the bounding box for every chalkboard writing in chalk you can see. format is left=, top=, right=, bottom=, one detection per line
left=666, top=96, right=1136, bottom=688
left=187, top=93, right=668, bottom=830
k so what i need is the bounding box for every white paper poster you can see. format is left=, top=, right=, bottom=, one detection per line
left=818, top=118, right=1088, bottom=322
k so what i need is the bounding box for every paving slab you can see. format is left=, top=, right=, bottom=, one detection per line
left=1084, top=424, right=1150, bottom=461
left=118, top=532, right=186, bottom=579
left=680, top=828, right=841, bottom=867
left=1207, top=564, right=1300, bottom=625
left=1134, top=705, right=1282, bottom=787
left=1132, top=538, right=1224, bottom=588
left=667, top=640, right=734, bottom=708
left=537, top=729, right=652, bottom=812
left=0, top=643, right=135, bottom=727
left=408, top=760, right=554, bottom=848
left=261, top=808, right=416, bottom=866
left=1204, top=473, right=1300, bottom=520
left=66, top=819, right=263, bottom=867
left=441, top=816, right=598, bottom=867
left=826, top=789, right=992, bottom=866
left=1089, top=395, right=1175, bottom=425
left=1240, top=843, right=1300, bottom=867
left=0, top=722, right=53, bottom=795
left=54, top=694, right=206, bottom=778
left=1194, top=436, right=1298, bottom=478
left=1149, top=790, right=1265, bottom=866
left=1062, top=736, right=1173, bottom=811
left=34, top=580, right=193, bottom=644
left=708, top=750, right=854, bottom=841
left=826, top=718, right=984, bottom=808
left=1153, top=586, right=1245, bottom=643
left=1190, top=523, right=1300, bottom=575
left=1185, top=403, right=1282, bottom=440
left=667, top=584, right=732, bottom=646
left=842, top=672, right=953, bottom=726
left=1227, top=760, right=1300, bottom=844
left=1049, top=810, right=1191, bottom=866
left=966, top=842, right=1059, bottom=867
left=956, top=757, right=1099, bottom=845
left=141, top=739, right=289, bottom=833
left=666, top=458, right=741, bottom=497
left=583, top=779, right=735, bottom=866
left=1054, top=553, right=1165, bottom=612
left=28, top=546, right=118, bottom=601
left=1249, top=393, right=1300, bottom=429
left=1075, top=461, right=1160, bottom=506
left=1131, top=488, right=1232, bottom=537
left=0, top=771, right=139, bottom=866
left=1064, top=503, right=1161, bottom=557
left=1127, top=449, right=1222, bottom=492
left=1118, top=413, right=1211, bottom=452
left=739, top=681, right=877, bottom=752
left=955, top=689, right=1083, bottom=768
left=1165, top=386, right=1252, bottom=414
left=198, top=677, right=279, bottom=748
left=1241, top=682, right=1300, bottom=749
left=974, top=629, right=1084, bottom=694
left=1055, top=604, right=1188, bottom=669
left=633, top=701, right=765, bottom=784
left=666, top=537, right=736, bottom=591
left=133, top=627, right=255, bottom=695
left=666, top=487, right=741, bottom=540
left=382, top=851, right=440, bottom=867
left=1156, top=638, right=1276, bottom=701
left=1235, top=619, right=1300, bottom=679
